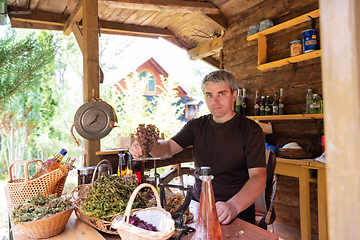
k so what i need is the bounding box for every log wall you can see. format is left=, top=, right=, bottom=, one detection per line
left=222, top=0, right=322, bottom=234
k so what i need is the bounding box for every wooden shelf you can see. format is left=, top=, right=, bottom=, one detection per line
left=248, top=113, right=323, bottom=121
left=257, top=50, right=321, bottom=70
left=247, top=9, right=320, bottom=41
left=247, top=9, right=320, bottom=70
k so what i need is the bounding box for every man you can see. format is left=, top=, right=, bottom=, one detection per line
left=130, top=69, right=266, bottom=225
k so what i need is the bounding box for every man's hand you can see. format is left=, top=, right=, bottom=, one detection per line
left=216, top=201, right=238, bottom=225
left=129, top=140, right=142, bottom=158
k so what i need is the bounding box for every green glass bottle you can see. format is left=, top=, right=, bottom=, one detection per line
left=236, top=87, right=242, bottom=114
left=279, top=88, right=284, bottom=115
left=265, top=96, right=271, bottom=115
left=272, top=93, right=279, bottom=115
left=260, top=96, right=265, bottom=116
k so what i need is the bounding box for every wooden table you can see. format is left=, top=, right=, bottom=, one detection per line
left=275, top=158, right=327, bottom=240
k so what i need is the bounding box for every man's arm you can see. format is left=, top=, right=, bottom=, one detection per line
left=129, top=139, right=183, bottom=158
left=216, top=167, right=266, bottom=225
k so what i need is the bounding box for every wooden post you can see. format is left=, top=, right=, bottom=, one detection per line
left=83, top=0, right=100, bottom=167
left=320, top=0, right=360, bottom=239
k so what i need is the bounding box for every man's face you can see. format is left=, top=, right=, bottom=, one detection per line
left=204, top=81, right=237, bottom=123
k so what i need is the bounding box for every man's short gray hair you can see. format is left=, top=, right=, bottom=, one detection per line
left=201, top=69, right=237, bottom=94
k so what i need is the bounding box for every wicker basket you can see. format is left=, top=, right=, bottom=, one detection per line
left=18, top=207, right=74, bottom=238
left=112, top=183, right=175, bottom=240
left=71, top=159, right=120, bottom=234
left=7, top=159, right=68, bottom=209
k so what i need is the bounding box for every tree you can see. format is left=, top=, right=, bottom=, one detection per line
left=0, top=29, right=57, bottom=175
left=100, top=73, right=185, bottom=148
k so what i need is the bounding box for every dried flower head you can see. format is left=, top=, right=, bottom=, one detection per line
left=135, top=124, right=160, bottom=157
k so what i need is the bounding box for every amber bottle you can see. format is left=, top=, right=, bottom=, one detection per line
left=32, top=149, right=67, bottom=179
left=193, top=166, right=223, bottom=240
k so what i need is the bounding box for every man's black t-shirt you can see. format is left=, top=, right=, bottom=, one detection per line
left=171, top=112, right=266, bottom=202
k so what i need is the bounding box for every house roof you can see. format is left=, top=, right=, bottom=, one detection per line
left=5, top=0, right=260, bottom=68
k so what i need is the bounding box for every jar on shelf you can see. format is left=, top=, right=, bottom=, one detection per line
left=77, top=166, right=95, bottom=185
left=290, top=40, right=302, bottom=57
left=96, top=163, right=110, bottom=179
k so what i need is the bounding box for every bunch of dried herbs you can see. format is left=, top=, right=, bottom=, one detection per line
left=12, top=192, right=72, bottom=224
left=80, top=175, right=147, bottom=221
left=135, top=124, right=160, bottom=157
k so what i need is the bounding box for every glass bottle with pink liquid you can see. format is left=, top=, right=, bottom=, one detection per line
left=193, top=166, right=223, bottom=240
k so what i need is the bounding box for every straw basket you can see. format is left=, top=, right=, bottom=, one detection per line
left=71, top=159, right=120, bottom=234
left=6, top=159, right=68, bottom=209
left=112, top=183, right=175, bottom=240
left=18, top=207, right=74, bottom=238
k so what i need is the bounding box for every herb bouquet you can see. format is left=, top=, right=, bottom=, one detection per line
left=135, top=124, right=160, bottom=157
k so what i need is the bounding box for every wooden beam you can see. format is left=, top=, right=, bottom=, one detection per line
left=320, top=0, right=360, bottom=239
left=7, top=6, right=67, bottom=27
left=204, top=13, right=228, bottom=30
left=8, top=7, right=175, bottom=38
left=83, top=0, right=100, bottom=166
left=187, top=36, right=223, bottom=60
left=63, top=0, right=83, bottom=35
left=201, top=56, right=220, bottom=69
left=63, top=0, right=220, bottom=14
left=99, top=20, right=175, bottom=37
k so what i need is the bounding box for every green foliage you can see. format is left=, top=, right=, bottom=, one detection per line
left=101, top=73, right=185, bottom=148
left=0, top=30, right=57, bottom=104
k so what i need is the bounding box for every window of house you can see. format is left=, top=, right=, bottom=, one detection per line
left=139, top=70, right=155, bottom=93
left=185, top=105, right=197, bottom=118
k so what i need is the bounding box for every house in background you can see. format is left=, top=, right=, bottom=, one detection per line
left=115, top=57, right=202, bottom=121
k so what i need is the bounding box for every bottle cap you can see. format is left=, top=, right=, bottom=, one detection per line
left=60, top=149, right=68, bottom=155
left=200, top=166, right=211, bottom=176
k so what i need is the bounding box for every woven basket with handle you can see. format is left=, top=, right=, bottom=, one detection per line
left=71, top=159, right=121, bottom=234
left=112, top=183, right=175, bottom=240
left=7, top=159, right=68, bottom=209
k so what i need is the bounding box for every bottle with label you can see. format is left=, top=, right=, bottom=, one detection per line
left=242, top=88, right=247, bottom=116
left=272, top=93, right=279, bottom=115
left=279, top=88, right=284, bottom=115
left=306, top=89, right=313, bottom=114
left=117, top=150, right=127, bottom=177
left=235, top=87, right=242, bottom=114
left=310, top=94, right=321, bottom=114
left=265, top=96, right=271, bottom=115
left=194, top=166, right=223, bottom=240
left=260, top=96, right=265, bottom=116
left=32, top=149, right=67, bottom=179
left=254, top=91, right=260, bottom=116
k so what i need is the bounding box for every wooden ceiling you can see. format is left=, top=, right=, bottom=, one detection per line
left=6, top=0, right=264, bottom=68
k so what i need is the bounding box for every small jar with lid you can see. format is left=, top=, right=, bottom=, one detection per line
left=77, top=166, right=95, bottom=185
left=290, top=40, right=302, bottom=57
left=96, top=164, right=110, bottom=180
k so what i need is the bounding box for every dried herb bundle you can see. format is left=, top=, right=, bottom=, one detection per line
left=135, top=124, right=160, bottom=157
left=81, top=175, right=147, bottom=221
left=12, top=192, right=72, bottom=224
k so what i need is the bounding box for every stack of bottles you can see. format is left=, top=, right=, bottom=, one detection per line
left=254, top=88, right=284, bottom=116
left=306, top=89, right=323, bottom=114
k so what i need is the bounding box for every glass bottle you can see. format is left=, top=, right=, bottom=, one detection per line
left=272, top=93, right=279, bottom=115
left=310, top=94, right=321, bottom=114
left=306, top=89, right=313, bottom=114
left=260, top=96, right=265, bottom=116
left=242, top=88, right=247, bottom=116
left=235, top=87, right=242, bottom=114
left=130, top=153, right=142, bottom=183
left=32, top=149, right=67, bottom=179
left=279, top=88, right=284, bottom=115
left=194, top=166, right=222, bottom=240
left=254, top=91, right=260, bottom=116
left=118, top=150, right=126, bottom=177
left=265, top=95, right=271, bottom=115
